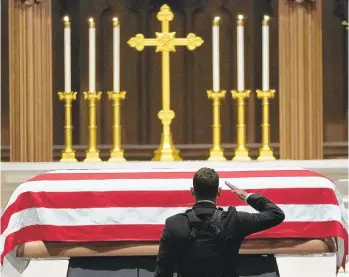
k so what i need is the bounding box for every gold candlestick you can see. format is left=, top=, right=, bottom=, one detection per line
left=231, top=90, right=251, bottom=161
left=207, top=90, right=226, bottom=161
left=58, top=91, right=78, bottom=162
left=256, top=89, right=276, bottom=160
left=83, top=91, right=102, bottom=162
left=107, top=91, right=126, bottom=162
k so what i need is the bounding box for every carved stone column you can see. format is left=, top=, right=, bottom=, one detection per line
left=278, top=0, right=323, bottom=159
left=8, top=0, right=53, bottom=161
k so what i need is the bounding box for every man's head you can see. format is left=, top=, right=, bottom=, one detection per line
left=191, top=167, right=221, bottom=201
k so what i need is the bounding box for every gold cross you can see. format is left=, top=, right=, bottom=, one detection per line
left=128, top=4, right=204, bottom=161
left=128, top=5, right=203, bottom=53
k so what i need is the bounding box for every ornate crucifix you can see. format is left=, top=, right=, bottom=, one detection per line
left=128, top=4, right=204, bottom=161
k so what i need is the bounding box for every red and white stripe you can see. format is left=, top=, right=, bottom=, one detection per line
left=0, top=167, right=348, bottom=271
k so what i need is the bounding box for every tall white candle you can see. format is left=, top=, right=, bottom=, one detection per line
left=237, top=14, right=245, bottom=91
left=262, top=15, right=270, bottom=91
left=63, top=16, right=71, bottom=92
left=113, top=17, right=120, bottom=92
left=88, top=18, right=96, bottom=92
left=212, top=17, right=220, bottom=92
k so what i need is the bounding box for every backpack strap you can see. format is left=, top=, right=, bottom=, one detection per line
left=186, top=210, right=202, bottom=225
left=210, top=209, right=224, bottom=235
left=186, top=210, right=202, bottom=240
left=186, top=209, right=224, bottom=239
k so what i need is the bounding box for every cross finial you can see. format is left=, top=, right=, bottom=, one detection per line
left=157, top=5, right=174, bottom=22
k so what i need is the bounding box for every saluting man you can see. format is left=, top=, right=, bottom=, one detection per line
left=154, top=167, right=285, bottom=277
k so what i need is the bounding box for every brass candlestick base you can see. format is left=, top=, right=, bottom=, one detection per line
left=231, top=90, right=251, bottom=162
left=58, top=91, right=78, bottom=162
left=107, top=91, right=126, bottom=162
left=207, top=90, right=226, bottom=161
left=152, top=110, right=182, bottom=161
left=83, top=91, right=102, bottom=162
left=256, top=89, right=276, bottom=161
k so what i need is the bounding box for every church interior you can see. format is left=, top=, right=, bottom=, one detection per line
left=0, top=1, right=348, bottom=277
left=1, top=0, right=348, bottom=162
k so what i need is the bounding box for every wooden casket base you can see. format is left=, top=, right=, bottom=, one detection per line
left=16, top=239, right=336, bottom=277
left=17, top=238, right=335, bottom=258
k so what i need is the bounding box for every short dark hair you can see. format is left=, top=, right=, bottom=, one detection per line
left=193, top=167, right=219, bottom=199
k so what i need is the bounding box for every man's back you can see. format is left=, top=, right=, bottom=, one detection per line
left=154, top=193, right=285, bottom=277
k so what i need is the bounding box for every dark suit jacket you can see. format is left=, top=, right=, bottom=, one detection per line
left=154, top=193, right=285, bottom=277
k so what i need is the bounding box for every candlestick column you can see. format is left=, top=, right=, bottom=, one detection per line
left=231, top=15, right=251, bottom=161
left=84, top=18, right=102, bottom=162
left=208, top=17, right=226, bottom=161
left=257, top=15, right=275, bottom=161
left=108, top=17, right=126, bottom=162
left=59, top=16, right=77, bottom=162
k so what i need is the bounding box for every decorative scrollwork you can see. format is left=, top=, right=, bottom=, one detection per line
left=185, top=33, right=204, bottom=51
left=155, top=32, right=176, bottom=52
left=157, top=4, right=174, bottom=22
left=127, top=34, right=146, bottom=51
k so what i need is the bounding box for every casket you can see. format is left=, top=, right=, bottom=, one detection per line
left=1, top=167, right=348, bottom=277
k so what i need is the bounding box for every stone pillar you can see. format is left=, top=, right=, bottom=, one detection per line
left=278, top=0, right=323, bottom=159
left=8, top=0, right=53, bottom=161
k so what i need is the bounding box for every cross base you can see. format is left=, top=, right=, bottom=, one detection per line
left=152, top=132, right=182, bottom=161
left=108, top=150, right=126, bottom=162
left=84, top=150, right=102, bottom=162
left=232, top=147, right=251, bottom=162
left=208, top=148, right=226, bottom=161
left=257, top=147, right=276, bottom=161
left=60, top=149, right=77, bottom=162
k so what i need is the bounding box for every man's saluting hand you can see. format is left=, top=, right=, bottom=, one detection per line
left=225, top=181, right=250, bottom=201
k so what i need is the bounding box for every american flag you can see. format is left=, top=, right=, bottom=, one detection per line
left=1, top=167, right=348, bottom=271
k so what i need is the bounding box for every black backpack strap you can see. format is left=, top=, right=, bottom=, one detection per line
left=186, top=210, right=202, bottom=240
left=186, top=210, right=202, bottom=224
left=211, top=209, right=224, bottom=235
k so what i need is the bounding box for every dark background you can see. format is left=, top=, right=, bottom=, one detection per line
left=1, top=0, right=348, bottom=160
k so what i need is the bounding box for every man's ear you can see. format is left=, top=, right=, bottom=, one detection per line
left=217, top=187, right=222, bottom=197
left=190, top=187, right=195, bottom=197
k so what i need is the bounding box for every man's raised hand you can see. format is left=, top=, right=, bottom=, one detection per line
left=224, top=181, right=248, bottom=201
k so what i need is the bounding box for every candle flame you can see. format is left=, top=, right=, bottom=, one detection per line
left=63, top=16, right=71, bottom=28
left=88, top=17, right=95, bottom=28
left=237, top=14, right=244, bottom=20
left=213, top=16, right=220, bottom=25
left=113, top=17, right=119, bottom=27
left=262, top=15, right=270, bottom=25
